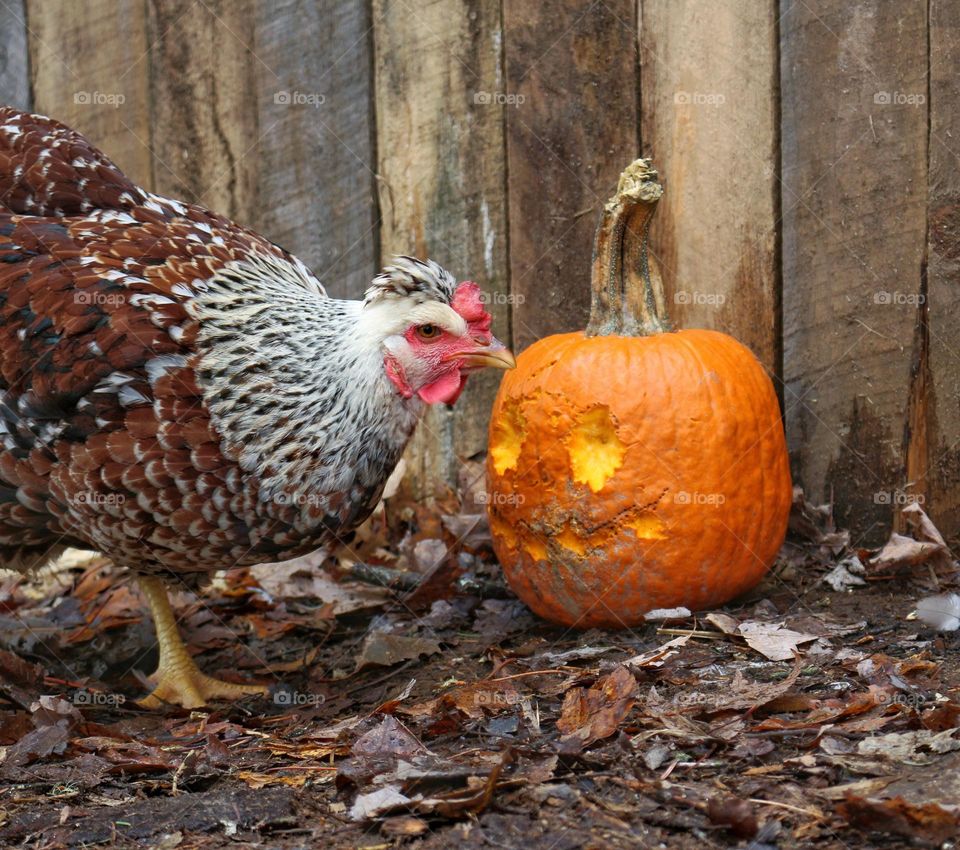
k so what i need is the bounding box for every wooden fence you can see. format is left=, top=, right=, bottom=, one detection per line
left=0, top=1, right=952, bottom=545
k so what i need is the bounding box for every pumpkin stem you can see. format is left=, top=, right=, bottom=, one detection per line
left=585, top=159, right=671, bottom=337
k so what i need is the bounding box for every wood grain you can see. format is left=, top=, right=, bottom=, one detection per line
left=253, top=0, right=378, bottom=299
left=374, top=0, right=509, bottom=496
left=147, top=0, right=257, bottom=222
left=503, top=0, right=639, bottom=350
left=26, top=0, right=152, bottom=188
left=780, top=0, right=927, bottom=544
left=0, top=0, right=30, bottom=110
left=923, top=0, right=960, bottom=539
left=639, top=0, right=779, bottom=371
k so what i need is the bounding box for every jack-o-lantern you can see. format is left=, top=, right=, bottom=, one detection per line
left=486, top=160, right=791, bottom=628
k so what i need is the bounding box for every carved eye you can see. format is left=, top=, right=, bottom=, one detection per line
left=416, top=323, right=441, bottom=340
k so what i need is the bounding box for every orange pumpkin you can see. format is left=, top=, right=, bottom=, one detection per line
left=486, top=160, right=791, bottom=628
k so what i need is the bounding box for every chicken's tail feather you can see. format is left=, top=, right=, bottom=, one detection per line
left=0, top=107, right=146, bottom=217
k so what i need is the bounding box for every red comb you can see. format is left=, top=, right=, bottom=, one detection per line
left=452, top=282, right=492, bottom=331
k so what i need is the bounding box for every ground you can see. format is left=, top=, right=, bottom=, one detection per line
left=0, top=477, right=957, bottom=850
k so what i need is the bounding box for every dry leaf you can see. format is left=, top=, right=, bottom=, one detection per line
left=356, top=632, right=441, bottom=670
left=625, top=635, right=690, bottom=668
left=350, top=786, right=413, bottom=821
left=839, top=794, right=960, bottom=844
left=704, top=612, right=740, bottom=634
left=857, top=729, right=960, bottom=762
left=557, top=666, right=637, bottom=751
left=236, top=771, right=312, bottom=789
left=250, top=559, right=388, bottom=612
left=738, top=621, right=818, bottom=661
left=352, top=716, right=426, bottom=758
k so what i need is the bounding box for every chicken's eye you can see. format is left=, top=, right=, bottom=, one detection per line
left=416, top=324, right=441, bottom=340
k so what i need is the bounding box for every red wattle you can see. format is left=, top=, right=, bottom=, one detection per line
left=417, top=369, right=466, bottom=405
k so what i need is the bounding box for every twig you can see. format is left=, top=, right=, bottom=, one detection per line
left=748, top=798, right=824, bottom=818
left=487, top=669, right=571, bottom=683
left=655, top=628, right=728, bottom=640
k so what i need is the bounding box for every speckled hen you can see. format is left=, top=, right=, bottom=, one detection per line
left=0, top=108, right=514, bottom=707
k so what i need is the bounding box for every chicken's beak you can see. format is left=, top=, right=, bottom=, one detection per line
left=449, top=337, right=517, bottom=370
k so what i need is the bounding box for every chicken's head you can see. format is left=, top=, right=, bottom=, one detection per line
left=363, top=257, right=515, bottom=405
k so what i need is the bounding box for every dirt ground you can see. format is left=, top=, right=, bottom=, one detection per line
left=0, top=478, right=958, bottom=849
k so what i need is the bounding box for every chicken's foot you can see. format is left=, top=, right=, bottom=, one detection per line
left=137, top=575, right=267, bottom=708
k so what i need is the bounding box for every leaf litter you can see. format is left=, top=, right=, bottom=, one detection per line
left=0, top=477, right=958, bottom=847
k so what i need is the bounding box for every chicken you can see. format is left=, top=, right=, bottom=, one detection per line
left=0, top=108, right=515, bottom=708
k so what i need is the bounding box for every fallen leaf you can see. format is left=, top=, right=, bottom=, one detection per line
left=356, top=632, right=441, bottom=670
left=869, top=504, right=955, bottom=576
left=0, top=649, right=44, bottom=709
left=402, top=679, right=523, bottom=721
left=704, top=612, right=740, bottom=634
left=839, top=794, right=960, bottom=844
left=381, top=815, right=429, bottom=837
left=539, top=646, right=617, bottom=664
left=557, top=666, right=637, bottom=751
left=869, top=534, right=944, bottom=575
left=250, top=558, right=388, bottom=613
left=625, top=635, right=690, bottom=668
left=352, top=716, right=426, bottom=758
left=857, top=729, right=960, bottom=762
left=350, top=785, right=413, bottom=821
left=738, top=621, right=819, bottom=661
left=702, top=661, right=803, bottom=714
left=706, top=797, right=758, bottom=839
left=822, top=556, right=867, bottom=591
left=236, top=771, right=312, bottom=789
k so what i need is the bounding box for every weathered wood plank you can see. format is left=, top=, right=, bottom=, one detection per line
left=26, top=0, right=152, bottom=188
left=780, top=0, right=927, bottom=543
left=639, top=0, right=779, bottom=371
left=147, top=0, right=257, bottom=222
left=374, top=0, right=509, bottom=496
left=0, top=0, right=30, bottom=110
left=923, top=1, right=960, bottom=539
left=253, top=1, right=378, bottom=299
left=503, top=1, right=639, bottom=350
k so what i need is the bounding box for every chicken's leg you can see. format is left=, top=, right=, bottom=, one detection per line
left=138, top=575, right=267, bottom=708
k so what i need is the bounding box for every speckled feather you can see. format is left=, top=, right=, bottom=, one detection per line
left=0, top=108, right=458, bottom=578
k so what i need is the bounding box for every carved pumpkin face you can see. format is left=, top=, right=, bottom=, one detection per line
left=485, top=160, right=791, bottom=628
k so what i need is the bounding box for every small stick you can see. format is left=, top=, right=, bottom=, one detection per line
left=655, top=628, right=728, bottom=640
left=748, top=798, right=824, bottom=818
